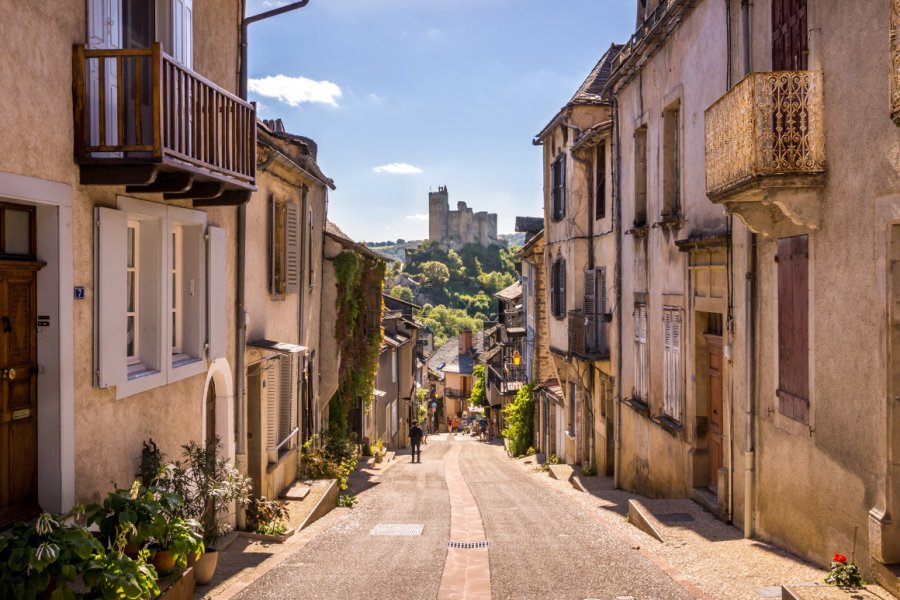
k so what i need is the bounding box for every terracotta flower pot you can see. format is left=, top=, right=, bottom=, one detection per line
left=193, top=549, right=219, bottom=586
left=152, top=549, right=177, bottom=574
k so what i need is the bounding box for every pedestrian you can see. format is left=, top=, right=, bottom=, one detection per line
left=409, top=420, right=423, bottom=463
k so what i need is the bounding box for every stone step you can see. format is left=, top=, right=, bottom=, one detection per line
left=282, top=483, right=311, bottom=501
left=547, top=464, right=574, bottom=482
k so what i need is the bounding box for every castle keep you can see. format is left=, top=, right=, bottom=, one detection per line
left=428, top=186, right=503, bottom=249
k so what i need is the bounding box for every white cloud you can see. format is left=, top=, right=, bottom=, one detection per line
left=405, top=214, right=428, bottom=221
left=372, top=163, right=423, bottom=175
left=248, top=75, right=342, bottom=107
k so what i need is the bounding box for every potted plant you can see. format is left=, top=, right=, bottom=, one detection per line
left=81, top=547, right=160, bottom=600
left=246, top=497, right=290, bottom=536
left=157, top=437, right=250, bottom=585
left=86, top=481, right=183, bottom=555
left=144, top=513, right=203, bottom=574
left=0, top=512, right=103, bottom=598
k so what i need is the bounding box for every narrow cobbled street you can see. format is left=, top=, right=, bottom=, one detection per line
left=236, top=435, right=693, bottom=600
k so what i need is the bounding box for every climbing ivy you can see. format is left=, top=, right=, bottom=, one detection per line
left=468, top=364, right=487, bottom=407
left=501, top=382, right=534, bottom=457
left=328, top=250, right=386, bottom=438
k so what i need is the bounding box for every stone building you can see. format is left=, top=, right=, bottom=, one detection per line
left=428, top=186, right=503, bottom=249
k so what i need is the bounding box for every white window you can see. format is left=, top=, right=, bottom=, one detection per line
left=126, top=222, right=140, bottom=365
left=265, top=352, right=299, bottom=463
left=663, top=306, right=682, bottom=420
left=96, top=197, right=225, bottom=399
left=634, top=303, right=648, bottom=402
left=391, top=349, right=397, bottom=383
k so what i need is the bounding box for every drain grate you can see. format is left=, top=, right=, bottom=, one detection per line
left=448, top=540, right=489, bottom=549
left=369, top=523, right=424, bottom=536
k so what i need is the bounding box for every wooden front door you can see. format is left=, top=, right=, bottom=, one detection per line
left=772, top=0, right=807, bottom=70
left=706, top=335, right=724, bottom=494
left=0, top=263, right=42, bottom=527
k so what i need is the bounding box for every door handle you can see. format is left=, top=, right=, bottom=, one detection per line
left=2, top=368, right=16, bottom=380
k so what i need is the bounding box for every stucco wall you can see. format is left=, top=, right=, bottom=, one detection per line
left=0, top=2, right=242, bottom=502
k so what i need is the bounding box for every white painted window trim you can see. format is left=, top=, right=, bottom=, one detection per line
left=662, top=306, right=682, bottom=421
left=126, top=221, right=141, bottom=365
left=171, top=225, right=183, bottom=355
left=634, top=303, right=648, bottom=401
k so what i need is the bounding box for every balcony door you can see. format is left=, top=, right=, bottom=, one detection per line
left=772, top=0, right=807, bottom=70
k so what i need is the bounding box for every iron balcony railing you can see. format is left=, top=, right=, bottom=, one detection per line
left=73, top=43, right=256, bottom=188
left=705, top=71, right=825, bottom=199
left=568, top=309, right=609, bottom=358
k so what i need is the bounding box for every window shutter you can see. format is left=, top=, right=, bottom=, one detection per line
left=583, top=270, right=596, bottom=317
left=284, top=202, right=300, bottom=294
left=95, top=207, right=128, bottom=388
left=777, top=235, right=809, bottom=421
left=206, top=226, right=226, bottom=360
left=559, top=154, right=567, bottom=218
left=560, top=258, right=566, bottom=316
left=269, top=197, right=285, bottom=295
left=279, top=353, right=296, bottom=443
left=549, top=262, right=557, bottom=317
left=266, top=358, right=279, bottom=459
left=550, top=158, right=558, bottom=219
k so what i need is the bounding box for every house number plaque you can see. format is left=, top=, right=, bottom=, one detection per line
left=11, top=408, right=30, bottom=420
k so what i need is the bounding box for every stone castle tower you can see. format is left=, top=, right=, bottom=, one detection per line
left=427, top=186, right=503, bottom=249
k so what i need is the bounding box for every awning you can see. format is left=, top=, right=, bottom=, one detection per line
left=246, top=339, right=308, bottom=363
left=373, top=389, right=387, bottom=398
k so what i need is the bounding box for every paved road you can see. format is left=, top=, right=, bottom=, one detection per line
left=236, top=435, right=694, bottom=600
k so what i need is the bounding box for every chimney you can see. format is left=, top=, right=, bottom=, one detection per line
left=458, top=329, right=473, bottom=355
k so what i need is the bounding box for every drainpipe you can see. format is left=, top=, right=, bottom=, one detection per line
left=725, top=0, right=736, bottom=526
left=739, top=0, right=756, bottom=540
left=236, top=0, right=312, bottom=466
left=572, top=134, right=597, bottom=470
left=612, top=94, right=624, bottom=489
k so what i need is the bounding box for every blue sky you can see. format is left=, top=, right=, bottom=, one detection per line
left=246, top=0, right=636, bottom=243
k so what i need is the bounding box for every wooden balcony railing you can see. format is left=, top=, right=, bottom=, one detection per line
left=892, top=0, right=900, bottom=125
left=444, top=388, right=470, bottom=400
left=73, top=43, right=256, bottom=195
left=705, top=71, right=825, bottom=199
left=568, top=309, right=608, bottom=359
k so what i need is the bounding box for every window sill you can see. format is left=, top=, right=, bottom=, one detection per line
left=626, top=224, right=650, bottom=238
left=652, top=414, right=683, bottom=435
left=128, top=363, right=159, bottom=381
left=172, top=353, right=200, bottom=369
left=624, top=397, right=650, bottom=416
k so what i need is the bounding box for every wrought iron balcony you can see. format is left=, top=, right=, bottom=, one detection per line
left=444, top=388, right=470, bottom=400
left=73, top=43, right=256, bottom=205
left=892, top=0, right=900, bottom=125
left=567, top=310, right=609, bottom=360
left=705, top=71, right=825, bottom=231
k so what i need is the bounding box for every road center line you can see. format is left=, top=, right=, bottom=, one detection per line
left=437, top=441, right=491, bottom=600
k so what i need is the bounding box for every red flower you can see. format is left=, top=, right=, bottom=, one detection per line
left=833, top=554, right=847, bottom=564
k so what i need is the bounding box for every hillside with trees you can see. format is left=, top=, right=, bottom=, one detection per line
left=387, top=241, right=519, bottom=348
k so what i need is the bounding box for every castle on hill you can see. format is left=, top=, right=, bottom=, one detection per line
left=427, top=186, right=504, bottom=250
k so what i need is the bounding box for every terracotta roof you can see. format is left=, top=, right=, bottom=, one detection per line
left=478, top=345, right=502, bottom=363
left=325, top=221, right=387, bottom=261
left=535, top=378, right=563, bottom=400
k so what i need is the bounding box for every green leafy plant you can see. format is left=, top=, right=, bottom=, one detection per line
left=82, top=548, right=159, bottom=600
left=0, top=511, right=104, bottom=599
left=299, top=434, right=358, bottom=491
left=824, top=553, right=865, bottom=588
left=247, top=497, right=290, bottom=536
left=144, top=514, right=203, bottom=568
left=501, top=383, right=534, bottom=457
left=337, top=494, right=358, bottom=508
left=525, top=447, right=537, bottom=456
left=580, top=463, right=598, bottom=477
left=547, top=454, right=561, bottom=465
left=157, top=438, right=252, bottom=548
left=468, top=365, right=487, bottom=407
left=360, top=436, right=373, bottom=457
left=86, top=481, right=184, bottom=551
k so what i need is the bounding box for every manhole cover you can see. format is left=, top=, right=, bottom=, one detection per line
left=656, top=512, right=695, bottom=523
left=447, top=540, right=489, bottom=549
left=369, top=524, right=424, bottom=536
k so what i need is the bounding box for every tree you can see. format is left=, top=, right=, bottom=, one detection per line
left=502, top=383, right=534, bottom=457
left=390, top=285, right=414, bottom=303
left=479, top=271, right=516, bottom=295
left=420, top=261, right=450, bottom=285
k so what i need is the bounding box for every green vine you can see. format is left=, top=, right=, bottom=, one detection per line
left=468, top=364, right=487, bottom=407
left=501, top=382, right=534, bottom=457
left=329, top=251, right=385, bottom=438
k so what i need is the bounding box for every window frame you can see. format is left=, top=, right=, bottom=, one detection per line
left=595, top=142, right=607, bottom=220
left=171, top=224, right=184, bottom=355
left=634, top=303, right=648, bottom=401
left=126, top=221, right=141, bottom=366
left=550, top=257, right=567, bottom=319
left=550, top=153, right=567, bottom=221
left=662, top=103, right=682, bottom=218
left=633, top=126, right=648, bottom=227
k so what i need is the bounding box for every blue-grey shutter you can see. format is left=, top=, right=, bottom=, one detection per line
left=95, top=207, right=127, bottom=388
left=206, top=226, right=226, bottom=360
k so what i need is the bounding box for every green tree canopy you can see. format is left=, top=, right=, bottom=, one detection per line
left=389, top=285, right=414, bottom=303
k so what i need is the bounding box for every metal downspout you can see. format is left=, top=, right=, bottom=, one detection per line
left=236, top=0, right=312, bottom=466
left=612, top=94, right=624, bottom=489
left=725, top=0, right=736, bottom=526
left=741, top=0, right=757, bottom=539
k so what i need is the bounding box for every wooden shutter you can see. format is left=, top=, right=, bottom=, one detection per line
left=559, top=258, right=566, bottom=317
left=663, top=308, right=682, bottom=419
left=284, top=202, right=300, bottom=294
left=772, top=0, right=807, bottom=71
left=279, top=353, right=296, bottom=443
left=596, top=144, right=606, bottom=219
left=777, top=235, right=809, bottom=422
left=634, top=304, right=648, bottom=400
left=596, top=269, right=607, bottom=352
left=265, top=357, right=279, bottom=460
left=206, top=226, right=226, bottom=360
left=549, top=261, right=557, bottom=317
left=558, top=154, right=567, bottom=219
left=95, top=207, right=128, bottom=388
left=584, top=270, right=596, bottom=351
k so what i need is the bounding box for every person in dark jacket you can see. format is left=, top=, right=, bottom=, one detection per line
left=409, top=420, right=424, bottom=463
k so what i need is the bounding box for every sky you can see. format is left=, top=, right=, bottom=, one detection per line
left=245, top=0, right=636, bottom=243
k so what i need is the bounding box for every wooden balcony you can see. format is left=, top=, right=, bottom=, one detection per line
left=567, top=310, right=609, bottom=360
left=705, top=71, right=825, bottom=232
left=73, top=43, right=256, bottom=206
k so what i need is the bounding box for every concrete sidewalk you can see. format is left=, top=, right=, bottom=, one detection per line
left=512, top=449, right=895, bottom=600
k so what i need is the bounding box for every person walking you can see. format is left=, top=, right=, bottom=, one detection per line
left=409, top=420, right=423, bottom=463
